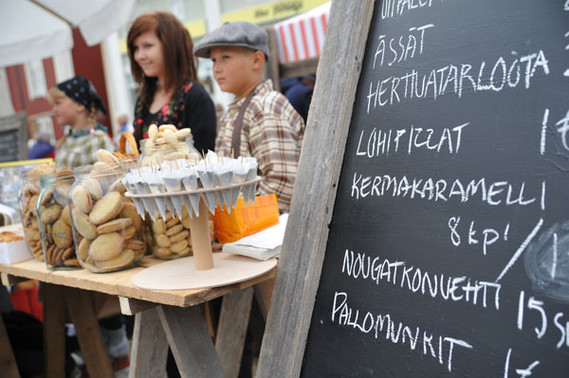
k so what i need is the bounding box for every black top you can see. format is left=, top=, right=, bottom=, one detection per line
left=133, top=80, right=216, bottom=153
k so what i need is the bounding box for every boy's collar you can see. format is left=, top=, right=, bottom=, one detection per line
left=71, top=129, right=92, bottom=137
left=231, top=79, right=272, bottom=108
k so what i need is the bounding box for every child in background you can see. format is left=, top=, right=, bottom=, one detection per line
left=193, top=21, right=305, bottom=213
left=49, top=75, right=116, bottom=168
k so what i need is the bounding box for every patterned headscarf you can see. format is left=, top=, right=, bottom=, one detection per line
left=57, top=75, right=107, bottom=115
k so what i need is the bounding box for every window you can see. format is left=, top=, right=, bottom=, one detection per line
left=24, top=60, right=47, bottom=100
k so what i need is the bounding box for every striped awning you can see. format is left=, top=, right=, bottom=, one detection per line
left=272, top=2, right=330, bottom=64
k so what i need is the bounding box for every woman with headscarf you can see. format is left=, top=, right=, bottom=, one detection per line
left=48, top=75, right=116, bottom=168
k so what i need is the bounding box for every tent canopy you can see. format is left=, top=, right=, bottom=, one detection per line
left=272, top=2, right=330, bottom=64
left=0, top=0, right=135, bottom=67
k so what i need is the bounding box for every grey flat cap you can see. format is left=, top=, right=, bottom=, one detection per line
left=194, top=21, right=269, bottom=59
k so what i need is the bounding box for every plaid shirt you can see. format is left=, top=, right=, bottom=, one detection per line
left=55, top=129, right=116, bottom=169
left=216, top=80, right=305, bottom=212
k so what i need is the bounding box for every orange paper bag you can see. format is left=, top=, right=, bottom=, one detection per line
left=213, top=194, right=280, bottom=244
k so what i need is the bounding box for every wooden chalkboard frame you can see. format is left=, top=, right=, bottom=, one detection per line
left=257, top=1, right=375, bottom=376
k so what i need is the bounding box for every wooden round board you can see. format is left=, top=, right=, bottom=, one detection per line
left=131, top=252, right=277, bottom=290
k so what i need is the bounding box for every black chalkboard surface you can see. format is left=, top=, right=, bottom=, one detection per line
left=301, top=1, right=569, bottom=376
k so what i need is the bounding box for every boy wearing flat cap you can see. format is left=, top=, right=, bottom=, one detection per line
left=194, top=21, right=305, bottom=213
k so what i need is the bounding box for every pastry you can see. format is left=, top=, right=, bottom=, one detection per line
left=170, top=239, right=188, bottom=253
left=125, top=239, right=145, bottom=251
left=40, top=204, right=62, bottom=225
left=52, top=219, right=73, bottom=248
left=78, top=238, right=91, bottom=261
left=89, top=191, right=123, bottom=225
left=109, top=179, right=127, bottom=194
left=83, top=178, right=103, bottom=200
left=165, top=216, right=180, bottom=229
left=60, top=205, right=72, bottom=226
left=155, top=234, right=171, bottom=248
left=154, top=247, right=172, bottom=258
left=119, top=202, right=142, bottom=231
left=152, top=218, right=166, bottom=234
left=165, top=224, right=184, bottom=236
left=96, top=218, right=133, bottom=234
left=122, top=226, right=136, bottom=240
left=39, top=188, right=53, bottom=206
left=181, top=215, right=191, bottom=229
left=169, top=229, right=189, bottom=243
left=177, top=246, right=192, bottom=256
left=96, top=149, right=120, bottom=166
left=64, top=258, right=80, bottom=266
left=95, top=249, right=135, bottom=270
left=89, top=232, right=124, bottom=261
left=72, top=209, right=98, bottom=240
left=71, top=185, right=93, bottom=213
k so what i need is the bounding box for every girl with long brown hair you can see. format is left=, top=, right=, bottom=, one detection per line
left=127, top=11, right=216, bottom=152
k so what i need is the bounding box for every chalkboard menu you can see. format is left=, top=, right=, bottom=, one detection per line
left=302, top=1, right=569, bottom=376
left=0, top=113, right=28, bottom=163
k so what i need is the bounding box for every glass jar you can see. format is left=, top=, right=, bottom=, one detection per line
left=149, top=208, right=217, bottom=259
left=18, top=164, right=55, bottom=261
left=69, top=165, right=148, bottom=273
left=139, top=133, right=200, bottom=167
left=37, top=169, right=78, bottom=269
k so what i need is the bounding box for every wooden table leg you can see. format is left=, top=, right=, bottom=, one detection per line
left=43, top=284, right=67, bottom=378
left=215, top=287, right=254, bottom=378
left=254, top=276, right=276, bottom=320
left=130, top=307, right=168, bottom=378
left=158, top=305, right=223, bottom=378
left=0, top=310, right=20, bottom=378
left=64, top=287, right=114, bottom=378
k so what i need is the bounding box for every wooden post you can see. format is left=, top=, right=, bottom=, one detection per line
left=130, top=308, right=168, bottom=378
left=256, top=1, right=375, bottom=377
left=267, top=27, right=281, bottom=92
left=43, top=284, right=67, bottom=378
left=188, top=199, right=214, bottom=270
left=158, top=305, right=223, bottom=378
left=215, top=287, right=254, bottom=378
left=64, top=287, right=114, bottom=378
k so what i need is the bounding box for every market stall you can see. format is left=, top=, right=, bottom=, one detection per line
left=267, top=2, right=330, bottom=91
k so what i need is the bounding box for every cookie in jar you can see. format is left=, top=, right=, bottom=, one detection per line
left=139, top=124, right=201, bottom=167
left=150, top=206, right=216, bottom=260
left=37, top=169, right=79, bottom=268
left=70, top=164, right=147, bottom=273
left=18, top=163, right=55, bottom=261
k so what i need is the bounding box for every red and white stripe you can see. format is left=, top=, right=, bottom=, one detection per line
left=272, top=2, right=330, bottom=64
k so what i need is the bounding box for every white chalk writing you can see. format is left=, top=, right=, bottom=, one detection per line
left=366, top=50, right=550, bottom=112
left=355, top=122, right=468, bottom=157
left=373, top=24, right=434, bottom=68
left=331, top=291, right=473, bottom=372
left=381, top=0, right=440, bottom=20
left=517, top=290, right=569, bottom=349
left=341, top=249, right=501, bottom=309
left=351, top=172, right=540, bottom=208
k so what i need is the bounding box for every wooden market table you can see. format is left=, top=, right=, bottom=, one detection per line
left=0, top=255, right=276, bottom=378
